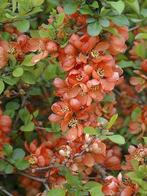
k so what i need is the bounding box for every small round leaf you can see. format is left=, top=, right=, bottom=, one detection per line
left=13, top=67, right=24, bottom=77
left=0, top=80, right=5, bottom=94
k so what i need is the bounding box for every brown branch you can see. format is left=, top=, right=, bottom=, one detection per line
left=0, top=158, right=50, bottom=191
left=129, top=25, right=139, bottom=31
left=18, top=171, right=46, bottom=183
left=74, top=137, right=95, bottom=159
left=18, top=171, right=50, bottom=191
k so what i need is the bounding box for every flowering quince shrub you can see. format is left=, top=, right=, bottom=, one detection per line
left=0, top=0, right=147, bottom=196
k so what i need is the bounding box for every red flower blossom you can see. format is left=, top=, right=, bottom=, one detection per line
left=141, top=59, right=147, bottom=72
left=109, top=35, right=127, bottom=55
left=0, top=41, right=9, bottom=68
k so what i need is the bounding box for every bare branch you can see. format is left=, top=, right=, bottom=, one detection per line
left=0, top=186, right=13, bottom=196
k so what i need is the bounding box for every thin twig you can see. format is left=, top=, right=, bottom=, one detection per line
left=18, top=172, right=50, bottom=191
left=129, top=25, right=139, bottom=31
left=0, top=158, right=49, bottom=191
left=74, top=137, right=95, bottom=159
left=33, top=165, right=55, bottom=171
left=18, top=171, right=46, bottom=183
left=0, top=186, right=13, bottom=196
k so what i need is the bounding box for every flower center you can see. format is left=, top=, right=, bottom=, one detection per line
left=91, top=50, right=99, bottom=58
left=68, top=119, right=78, bottom=128
left=61, top=106, right=69, bottom=113
left=76, top=75, right=83, bottom=81
left=97, top=68, right=104, bottom=78
left=91, top=85, right=99, bottom=91
left=133, top=151, right=144, bottom=161
left=28, top=156, right=36, bottom=165
left=8, top=47, right=15, bottom=54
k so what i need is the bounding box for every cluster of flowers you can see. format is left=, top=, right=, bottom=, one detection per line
left=0, top=24, right=58, bottom=69
left=0, top=8, right=147, bottom=196
left=25, top=134, right=147, bottom=195
left=19, top=11, right=146, bottom=195
left=49, top=24, right=128, bottom=141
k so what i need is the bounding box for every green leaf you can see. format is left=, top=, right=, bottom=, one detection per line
left=30, top=30, right=40, bottom=38
left=84, top=127, right=99, bottom=135
left=135, top=33, right=147, bottom=40
left=15, top=159, right=30, bottom=170
left=0, top=80, right=5, bottom=94
left=19, top=108, right=32, bottom=124
left=64, top=1, right=78, bottom=15
left=20, top=122, right=35, bottom=132
left=108, top=0, right=125, bottom=15
left=56, top=13, right=65, bottom=27
left=131, top=107, right=142, bottom=121
left=89, top=184, right=104, bottom=196
left=22, top=71, right=36, bottom=84
left=31, top=0, right=44, bottom=6
left=118, top=60, right=134, bottom=68
left=44, top=64, right=58, bottom=80
left=131, top=160, right=139, bottom=170
left=33, top=110, right=39, bottom=118
left=3, top=76, right=18, bottom=86
left=99, top=18, right=110, bottom=27
left=108, top=135, right=125, bottom=145
left=80, top=5, right=93, bottom=15
left=125, top=0, right=140, bottom=14
left=91, top=1, right=99, bottom=8
left=143, top=137, right=147, bottom=145
left=105, top=27, right=118, bottom=35
left=12, top=67, right=24, bottom=77
left=4, top=164, right=14, bottom=174
left=3, top=144, right=13, bottom=156
left=48, top=189, right=66, bottom=196
left=87, top=22, right=102, bottom=36
left=84, top=181, right=102, bottom=189
left=135, top=44, right=146, bottom=58
left=1, top=32, right=11, bottom=41
left=6, top=101, right=20, bottom=110
left=39, top=25, right=56, bottom=39
left=0, top=160, right=6, bottom=171
left=141, top=8, right=147, bottom=17
left=21, top=54, right=34, bottom=67
left=12, top=0, right=17, bottom=12
left=39, top=29, right=51, bottom=38
left=106, top=114, right=118, bottom=129
left=28, top=87, right=42, bottom=96
left=87, top=18, right=96, bottom=24
left=12, top=148, right=25, bottom=160
left=4, top=109, right=15, bottom=118
left=111, top=15, right=129, bottom=26
left=65, top=171, right=81, bottom=186
left=13, top=19, right=30, bottom=32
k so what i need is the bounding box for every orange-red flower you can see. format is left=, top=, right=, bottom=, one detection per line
left=141, top=59, right=147, bottom=72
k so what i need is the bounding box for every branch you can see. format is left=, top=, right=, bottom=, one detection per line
left=129, top=25, right=139, bottom=31
left=18, top=172, right=50, bottom=191
left=0, top=186, right=13, bottom=196
left=0, top=158, right=50, bottom=191
left=18, top=171, right=46, bottom=183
